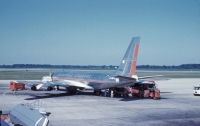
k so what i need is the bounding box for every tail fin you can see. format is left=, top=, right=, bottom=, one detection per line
left=116, top=37, right=140, bottom=77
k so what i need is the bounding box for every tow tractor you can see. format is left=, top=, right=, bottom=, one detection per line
left=103, top=81, right=160, bottom=99
left=9, top=81, right=25, bottom=91
left=129, top=81, right=160, bottom=99
left=193, top=85, right=200, bottom=96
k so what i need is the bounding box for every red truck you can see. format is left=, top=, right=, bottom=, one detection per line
left=129, top=81, right=160, bottom=99
left=9, top=81, right=25, bottom=91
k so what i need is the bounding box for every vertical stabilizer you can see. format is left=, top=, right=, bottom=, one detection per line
left=116, top=37, right=140, bottom=77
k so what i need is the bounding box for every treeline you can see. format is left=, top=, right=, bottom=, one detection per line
left=0, top=64, right=200, bottom=70
left=137, top=64, right=200, bottom=70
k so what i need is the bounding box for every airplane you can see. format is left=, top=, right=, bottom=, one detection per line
left=19, top=37, right=161, bottom=97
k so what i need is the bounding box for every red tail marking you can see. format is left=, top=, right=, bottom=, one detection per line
left=130, top=42, right=140, bottom=75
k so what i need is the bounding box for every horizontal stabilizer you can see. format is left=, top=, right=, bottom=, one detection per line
left=115, top=75, right=137, bottom=81
left=138, top=75, right=163, bottom=79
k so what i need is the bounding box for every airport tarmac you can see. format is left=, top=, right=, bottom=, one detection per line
left=0, top=78, right=200, bottom=126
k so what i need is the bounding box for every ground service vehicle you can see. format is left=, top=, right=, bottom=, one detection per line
left=9, top=81, right=25, bottom=91
left=107, top=81, right=160, bottom=99
left=193, top=85, right=200, bottom=96
left=130, top=81, right=160, bottom=99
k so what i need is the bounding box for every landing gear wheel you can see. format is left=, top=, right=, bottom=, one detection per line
left=94, top=90, right=101, bottom=96
left=31, top=86, right=37, bottom=91
left=56, top=85, right=59, bottom=90
left=68, top=87, right=77, bottom=95
left=109, top=89, right=114, bottom=98
left=47, top=86, right=53, bottom=91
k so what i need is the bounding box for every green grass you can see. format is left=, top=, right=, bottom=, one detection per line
left=0, top=69, right=200, bottom=80
left=0, top=70, right=49, bottom=80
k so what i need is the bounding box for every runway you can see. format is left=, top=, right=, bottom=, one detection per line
left=1, top=78, right=200, bottom=126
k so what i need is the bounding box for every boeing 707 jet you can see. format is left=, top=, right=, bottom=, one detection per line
left=22, top=37, right=161, bottom=97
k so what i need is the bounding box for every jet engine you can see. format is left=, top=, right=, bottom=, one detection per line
left=31, top=85, right=37, bottom=91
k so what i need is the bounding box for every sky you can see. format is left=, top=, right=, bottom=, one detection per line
left=0, top=0, right=200, bottom=65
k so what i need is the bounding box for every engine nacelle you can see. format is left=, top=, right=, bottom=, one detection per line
left=39, top=86, right=54, bottom=91
left=31, top=85, right=37, bottom=91
left=47, top=86, right=53, bottom=91
left=31, top=85, right=53, bottom=91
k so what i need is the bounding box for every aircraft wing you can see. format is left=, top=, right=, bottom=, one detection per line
left=55, top=80, right=93, bottom=89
